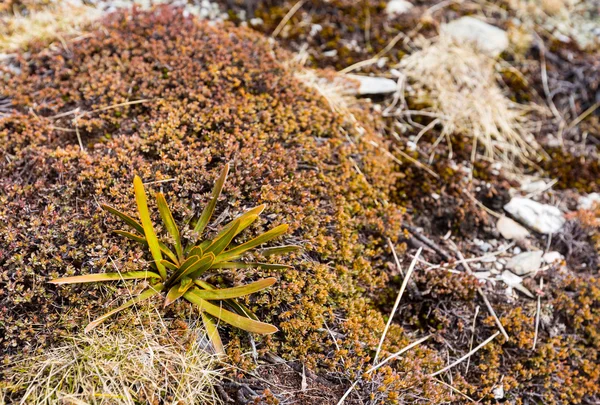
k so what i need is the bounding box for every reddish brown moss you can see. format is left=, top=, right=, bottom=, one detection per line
left=0, top=7, right=407, bottom=362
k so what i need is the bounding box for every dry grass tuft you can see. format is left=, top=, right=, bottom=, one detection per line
left=2, top=316, right=222, bottom=405
left=0, top=1, right=102, bottom=53
left=395, top=34, right=544, bottom=165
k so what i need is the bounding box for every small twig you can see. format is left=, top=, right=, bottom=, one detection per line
left=143, top=178, right=177, bottom=186
left=392, top=146, right=440, bottom=179
left=368, top=334, right=431, bottom=373
left=463, top=190, right=502, bottom=219
left=373, top=248, right=422, bottom=364
left=532, top=278, right=544, bottom=351
left=403, top=225, right=452, bottom=261
left=429, top=332, right=500, bottom=378
left=465, top=305, right=479, bottom=374
left=51, top=99, right=151, bottom=119
left=387, top=238, right=405, bottom=277
left=448, top=240, right=509, bottom=341
left=523, top=178, right=558, bottom=200
left=338, top=333, right=430, bottom=404
left=271, top=0, right=305, bottom=38
left=566, top=101, right=600, bottom=132
left=434, top=378, right=476, bottom=402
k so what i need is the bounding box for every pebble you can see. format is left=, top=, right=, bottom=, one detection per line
left=347, top=74, right=397, bottom=95
left=442, top=17, right=509, bottom=57
left=506, top=250, right=543, bottom=276
left=497, top=216, right=530, bottom=241
left=385, top=0, right=414, bottom=17
left=504, top=197, right=565, bottom=234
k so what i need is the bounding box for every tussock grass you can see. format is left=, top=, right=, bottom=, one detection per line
left=396, top=35, right=544, bottom=165
left=2, top=316, right=222, bottom=405
left=0, top=1, right=102, bottom=53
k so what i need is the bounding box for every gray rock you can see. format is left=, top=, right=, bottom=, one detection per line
left=499, top=270, right=534, bottom=298
left=543, top=251, right=563, bottom=264
left=385, top=0, right=413, bottom=17
left=506, top=251, right=543, bottom=276
left=497, top=215, right=530, bottom=240
left=347, top=75, right=397, bottom=96
left=578, top=193, right=600, bottom=210
left=504, top=197, right=565, bottom=234
left=442, top=17, right=509, bottom=57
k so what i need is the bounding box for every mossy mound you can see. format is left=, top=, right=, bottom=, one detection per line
left=0, top=2, right=418, bottom=382
left=2, top=5, right=600, bottom=404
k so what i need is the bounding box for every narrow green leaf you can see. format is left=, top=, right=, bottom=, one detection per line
left=195, top=279, right=259, bottom=321
left=212, top=204, right=265, bottom=241
left=179, top=277, right=193, bottom=292
left=164, top=280, right=194, bottom=307
left=184, top=288, right=278, bottom=334
left=191, top=278, right=276, bottom=300
left=201, top=313, right=224, bottom=355
left=165, top=255, right=200, bottom=287
left=114, top=230, right=179, bottom=264
left=49, top=271, right=161, bottom=285
left=211, top=262, right=293, bottom=270
left=189, top=246, right=203, bottom=258
left=101, top=204, right=144, bottom=234
left=161, top=260, right=179, bottom=272
left=193, top=163, right=229, bottom=236
left=204, top=220, right=240, bottom=257
left=175, top=253, right=214, bottom=283
left=134, top=175, right=166, bottom=280
left=197, top=240, right=212, bottom=252
left=261, top=245, right=302, bottom=257
left=85, top=283, right=165, bottom=333
left=216, top=224, right=289, bottom=263
left=156, top=192, right=183, bottom=260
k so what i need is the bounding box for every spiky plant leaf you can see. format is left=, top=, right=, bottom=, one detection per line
left=115, top=230, right=179, bottom=264
left=156, top=192, right=183, bottom=260
left=216, top=224, right=289, bottom=263
left=165, top=255, right=200, bottom=287
left=101, top=204, right=144, bottom=235
left=191, top=278, right=276, bottom=300
left=261, top=245, right=302, bottom=257
left=193, top=163, right=229, bottom=236
left=184, top=287, right=278, bottom=334
left=175, top=253, right=214, bottom=283
left=49, top=271, right=162, bottom=285
left=85, top=283, right=165, bottom=333
left=195, top=279, right=260, bottom=321
left=134, top=176, right=166, bottom=280
left=212, top=204, right=265, bottom=240
left=189, top=246, right=203, bottom=258
left=201, top=312, right=225, bottom=355
left=210, top=262, right=293, bottom=270
left=161, top=260, right=179, bottom=272
left=164, top=277, right=194, bottom=307
left=204, top=220, right=240, bottom=256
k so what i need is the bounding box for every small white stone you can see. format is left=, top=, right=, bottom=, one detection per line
left=493, top=385, right=504, bottom=400
left=500, top=271, right=534, bottom=298
left=543, top=251, right=564, bottom=264
left=442, top=17, right=509, bottom=57
left=250, top=18, right=264, bottom=26
left=506, top=251, right=543, bottom=276
left=578, top=193, right=600, bottom=210
left=385, top=0, right=413, bottom=17
left=497, top=216, right=530, bottom=241
left=504, top=197, right=565, bottom=234
left=309, top=24, right=322, bottom=36
left=347, top=74, right=397, bottom=96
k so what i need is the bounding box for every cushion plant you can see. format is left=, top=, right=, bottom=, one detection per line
left=49, top=163, right=297, bottom=354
